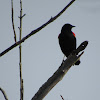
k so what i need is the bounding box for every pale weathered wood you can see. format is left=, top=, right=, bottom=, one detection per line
left=31, top=41, right=88, bottom=100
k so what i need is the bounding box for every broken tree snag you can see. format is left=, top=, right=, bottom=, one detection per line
left=31, top=41, right=88, bottom=100
left=75, top=41, right=88, bottom=55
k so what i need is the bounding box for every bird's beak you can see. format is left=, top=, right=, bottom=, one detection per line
left=72, top=25, right=75, bottom=27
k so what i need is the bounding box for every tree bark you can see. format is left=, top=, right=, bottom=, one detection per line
left=31, top=41, right=88, bottom=100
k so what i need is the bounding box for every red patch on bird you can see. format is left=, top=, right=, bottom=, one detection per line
left=72, top=32, right=76, bottom=37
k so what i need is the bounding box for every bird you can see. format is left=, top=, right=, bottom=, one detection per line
left=58, top=23, right=80, bottom=65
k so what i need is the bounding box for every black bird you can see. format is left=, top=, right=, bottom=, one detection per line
left=58, top=23, right=80, bottom=65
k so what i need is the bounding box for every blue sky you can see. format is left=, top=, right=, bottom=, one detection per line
left=0, top=0, right=100, bottom=100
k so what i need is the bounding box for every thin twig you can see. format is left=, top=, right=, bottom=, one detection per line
left=0, top=0, right=76, bottom=57
left=11, top=0, right=17, bottom=42
left=0, top=87, right=8, bottom=100
left=19, top=0, right=24, bottom=100
left=60, top=95, right=64, bottom=100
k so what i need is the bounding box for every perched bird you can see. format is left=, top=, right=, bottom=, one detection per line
left=58, top=23, right=80, bottom=65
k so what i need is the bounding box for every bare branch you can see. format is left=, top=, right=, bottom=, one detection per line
left=11, top=0, right=17, bottom=42
left=19, top=0, right=24, bottom=100
left=31, top=41, right=88, bottom=100
left=60, top=95, right=64, bottom=100
left=0, top=87, right=8, bottom=100
left=0, top=0, right=76, bottom=57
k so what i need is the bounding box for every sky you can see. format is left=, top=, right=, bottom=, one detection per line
left=0, top=0, right=100, bottom=100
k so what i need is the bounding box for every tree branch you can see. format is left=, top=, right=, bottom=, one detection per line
left=11, top=0, right=17, bottom=42
left=0, top=0, right=76, bottom=57
left=31, top=41, right=88, bottom=100
left=0, top=87, right=8, bottom=100
left=19, top=0, right=24, bottom=100
left=60, top=95, right=64, bottom=100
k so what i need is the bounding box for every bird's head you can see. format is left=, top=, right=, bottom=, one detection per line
left=61, top=23, right=75, bottom=33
